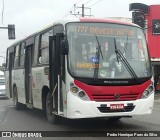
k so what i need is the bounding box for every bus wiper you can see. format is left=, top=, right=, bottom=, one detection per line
left=114, top=38, right=120, bottom=63
left=94, top=35, right=103, bottom=80
left=114, top=38, right=138, bottom=80
left=95, top=34, right=103, bottom=60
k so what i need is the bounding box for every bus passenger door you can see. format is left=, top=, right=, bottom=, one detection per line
left=8, top=52, right=14, bottom=98
left=25, top=45, right=33, bottom=106
left=49, top=34, right=64, bottom=114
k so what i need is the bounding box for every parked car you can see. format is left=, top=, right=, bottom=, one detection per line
left=0, top=71, right=7, bottom=99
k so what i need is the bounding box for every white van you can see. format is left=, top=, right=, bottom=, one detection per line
left=0, top=71, right=7, bottom=99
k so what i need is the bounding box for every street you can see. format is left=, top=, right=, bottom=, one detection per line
left=1, top=1, right=160, bottom=140
left=0, top=95, right=160, bottom=140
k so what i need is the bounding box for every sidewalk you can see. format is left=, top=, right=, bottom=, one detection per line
left=154, top=91, right=160, bottom=100
left=154, top=92, right=160, bottom=105
left=155, top=92, right=160, bottom=100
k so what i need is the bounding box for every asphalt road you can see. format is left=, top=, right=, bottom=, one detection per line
left=0, top=95, right=160, bottom=140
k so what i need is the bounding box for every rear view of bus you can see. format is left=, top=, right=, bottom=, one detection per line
left=64, top=18, right=154, bottom=120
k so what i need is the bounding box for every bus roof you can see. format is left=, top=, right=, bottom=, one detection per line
left=53, top=17, right=138, bottom=27
left=79, top=17, right=136, bottom=26
left=8, top=17, right=138, bottom=47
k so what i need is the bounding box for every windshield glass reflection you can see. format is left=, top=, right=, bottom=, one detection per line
left=66, top=23, right=151, bottom=79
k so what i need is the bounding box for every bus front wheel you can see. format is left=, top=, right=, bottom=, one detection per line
left=46, top=93, right=60, bottom=124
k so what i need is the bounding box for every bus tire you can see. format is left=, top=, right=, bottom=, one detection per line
left=46, top=93, right=60, bottom=124
left=13, top=86, right=24, bottom=110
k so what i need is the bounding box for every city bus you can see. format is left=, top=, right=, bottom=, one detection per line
left=5, top=17, right=154, bottom=124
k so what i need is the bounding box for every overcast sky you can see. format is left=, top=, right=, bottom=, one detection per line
left=0, top=0, right=160, bottom=64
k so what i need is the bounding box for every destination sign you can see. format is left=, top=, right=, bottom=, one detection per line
left=77, top=62, right=101, bottom=69
left=76, top=26, right=136, bottom=37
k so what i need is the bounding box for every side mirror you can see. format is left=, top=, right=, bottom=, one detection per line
left=60, top=40, right=68, bottom=55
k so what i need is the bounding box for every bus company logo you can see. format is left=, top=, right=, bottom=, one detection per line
left=114, top=94, right=120, bottom=100
left=2, top=132, right=12, bottom=137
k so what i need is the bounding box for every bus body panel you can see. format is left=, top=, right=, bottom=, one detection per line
left=66, top=89, right=154, bottom=118
left=62, top=56, right=73, bottom=117
left=12, top=69, right=26, bottom=104
left=74, top=80, right=151, bottom=101
left=31, top=66, right=49, bottom=109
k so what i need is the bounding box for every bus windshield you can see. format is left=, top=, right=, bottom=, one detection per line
left=66, top=22, right=151, bottom=79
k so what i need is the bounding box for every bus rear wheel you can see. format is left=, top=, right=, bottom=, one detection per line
left=46, top=93, right=60, bottom=124
left=13, top=86, right=24, bottom=110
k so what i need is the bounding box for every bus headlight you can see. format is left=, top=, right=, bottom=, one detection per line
left=70, top=82, right=90, bottom=101
left=141, top=85, right=154, bottom=99
left=78, top=91, right=85, bottom=98
left=71, top=86, right=79, bottom=93
left=77, top=90, right=90, bottom=101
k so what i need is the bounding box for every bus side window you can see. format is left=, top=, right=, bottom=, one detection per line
left=6, top=50, right=9, bottom=70
left=38, top=51, right=42, bottom=64
left=33, top=35, right=40, bottom=65
left=14, top=45, right=20, bottom=68
left=39, top=29, right=53, bottom=64
left=19, top=43, right=25, bottom=67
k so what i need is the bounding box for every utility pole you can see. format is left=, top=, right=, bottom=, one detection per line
left=70, top=4, right=93, bottom=17
left=82, top=4, right=84, bottom=17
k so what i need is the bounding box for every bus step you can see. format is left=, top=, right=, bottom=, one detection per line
left=52, top=111, right=63, bottom=116
left=26, top=103, right=33, bottom=109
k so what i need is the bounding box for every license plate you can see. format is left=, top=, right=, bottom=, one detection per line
left=110, top=104, right=124, bottom=110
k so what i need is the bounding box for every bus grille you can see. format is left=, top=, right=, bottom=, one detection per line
left=92, top=93, right=139, bottom=102
left=97, top=105, right=135, bottom=113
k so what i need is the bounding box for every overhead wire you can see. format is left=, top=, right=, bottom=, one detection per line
left=88, top=0, right=103, bottom=7
left=84, top=0, right=94, bottom=5
left=63, top=0, right=103, bottom=18
left=76, top=0, right=103, bottom=16
left=63, top=0, right=84, bottom=18
left=69, top=0, right=94, bottom=17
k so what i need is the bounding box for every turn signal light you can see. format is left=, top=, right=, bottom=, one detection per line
left=71, top=87, right=79, bottom=93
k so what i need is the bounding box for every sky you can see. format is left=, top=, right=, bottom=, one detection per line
left=0, top=0, right=160, bottom=64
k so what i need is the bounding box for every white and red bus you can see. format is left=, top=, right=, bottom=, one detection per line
left=5, top=17, right=154, bottom=124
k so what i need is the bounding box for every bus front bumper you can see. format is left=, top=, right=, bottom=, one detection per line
left=66, top=91, right=154, bottom=119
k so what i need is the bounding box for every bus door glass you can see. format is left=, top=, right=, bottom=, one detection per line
left=8, top=51, right=14, bottom=98
left=25, top=45, right=32, bottom=104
